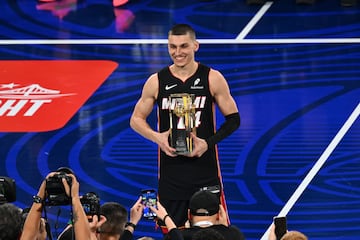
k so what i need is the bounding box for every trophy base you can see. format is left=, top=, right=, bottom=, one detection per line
left=171, top=131, right=193, bottom=155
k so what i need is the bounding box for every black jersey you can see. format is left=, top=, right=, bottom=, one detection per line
left=156, top=63, right=221, bottom=199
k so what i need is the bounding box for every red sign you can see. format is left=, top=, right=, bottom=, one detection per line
left=0, top=60, right=118, bottom=132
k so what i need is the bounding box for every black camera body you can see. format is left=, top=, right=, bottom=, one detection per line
left=0, top=176, right=16, bottom=204
left=45, top=171, right=73, bottom=206
left=81, top=192, right=100, bottom=221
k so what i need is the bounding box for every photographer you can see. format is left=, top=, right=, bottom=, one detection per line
left=119, top=196, right=143, bottom=240
left=175, top=190, right=245, bottom=240
left=119, top=197, right=183, bottom=240
left=21, top=170, right=94, bottom=240
left=59, top=200, right=127, bottom=240
left=0, top=203, right=23, bottom=240
left=268, top=223, right=308, bottom=240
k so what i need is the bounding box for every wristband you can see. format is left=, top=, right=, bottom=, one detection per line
left=163, top=214, right=170, bottom=223
left=125, top=222, right=136, bottom=230
left=32, top=195, right=43, bottom=204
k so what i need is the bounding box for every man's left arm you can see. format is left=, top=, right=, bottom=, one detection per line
left=189, top=69, right=240, bottom=157
left=205, top=69, right=240, bottom=149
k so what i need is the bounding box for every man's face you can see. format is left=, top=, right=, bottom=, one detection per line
left=168, top=33, right=199, bottom=68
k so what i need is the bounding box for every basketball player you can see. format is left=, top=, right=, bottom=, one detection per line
left=130, top=23, right=240, bottom=231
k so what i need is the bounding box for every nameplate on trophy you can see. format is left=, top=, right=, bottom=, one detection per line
left=169, top=93, right=196, bottom=155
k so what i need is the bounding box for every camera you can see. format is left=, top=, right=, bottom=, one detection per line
left=81, top=192, right=100, bottom=222
left=0, top=176, right=16, bottom=204
left=45, top=168, right=73, bottom=206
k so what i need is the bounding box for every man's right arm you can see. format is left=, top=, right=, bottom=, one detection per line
left=130, top=74, right=176, bottom=156
left=130, top=73, right=159, bottom=142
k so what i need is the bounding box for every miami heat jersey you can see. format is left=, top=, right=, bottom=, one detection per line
left=156, top=63, right=221, bottom=199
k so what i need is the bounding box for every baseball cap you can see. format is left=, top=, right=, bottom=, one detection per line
left=189, top=190, right=220, bottom=216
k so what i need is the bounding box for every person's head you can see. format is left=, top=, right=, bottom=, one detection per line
left=281, top=230, right=308, bottom=240
left=0, top=203, right=23, bottom=240
left=97, top=202, right=128, bottom=240
left=58, top=201, right=127, bottom=240
left=167, top=24, right=199, bottom=68
left=188, top=190, right=220, bottom=225
left=192, top=228, right=225, bottom=240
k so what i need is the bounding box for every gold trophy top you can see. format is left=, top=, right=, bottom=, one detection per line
left=169, top=93, right=195, bottom=117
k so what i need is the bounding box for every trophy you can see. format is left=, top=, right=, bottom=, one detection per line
left=169, top=93, right=196, bottom=155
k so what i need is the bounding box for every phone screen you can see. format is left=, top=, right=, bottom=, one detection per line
left=274, top=216, right=287, bottom=240
left=82, top=203, right=94, bottom=222
left=82, top=203, right=91, bottom=215
left=141, top=189, right=157, bottom=219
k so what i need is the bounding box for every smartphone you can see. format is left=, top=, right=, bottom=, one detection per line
left=274, top=216, right=287, bottom=240
left=141, top=189, right=157, bottom=220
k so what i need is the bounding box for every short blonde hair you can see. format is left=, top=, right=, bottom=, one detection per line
left=281, top=230, right=308, bottom=240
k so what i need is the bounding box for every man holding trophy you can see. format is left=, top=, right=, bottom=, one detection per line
left=130, top=24, right=240, bottom=231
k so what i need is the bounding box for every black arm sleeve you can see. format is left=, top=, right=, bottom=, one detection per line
left=205, top=112, right=240, bottom=149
